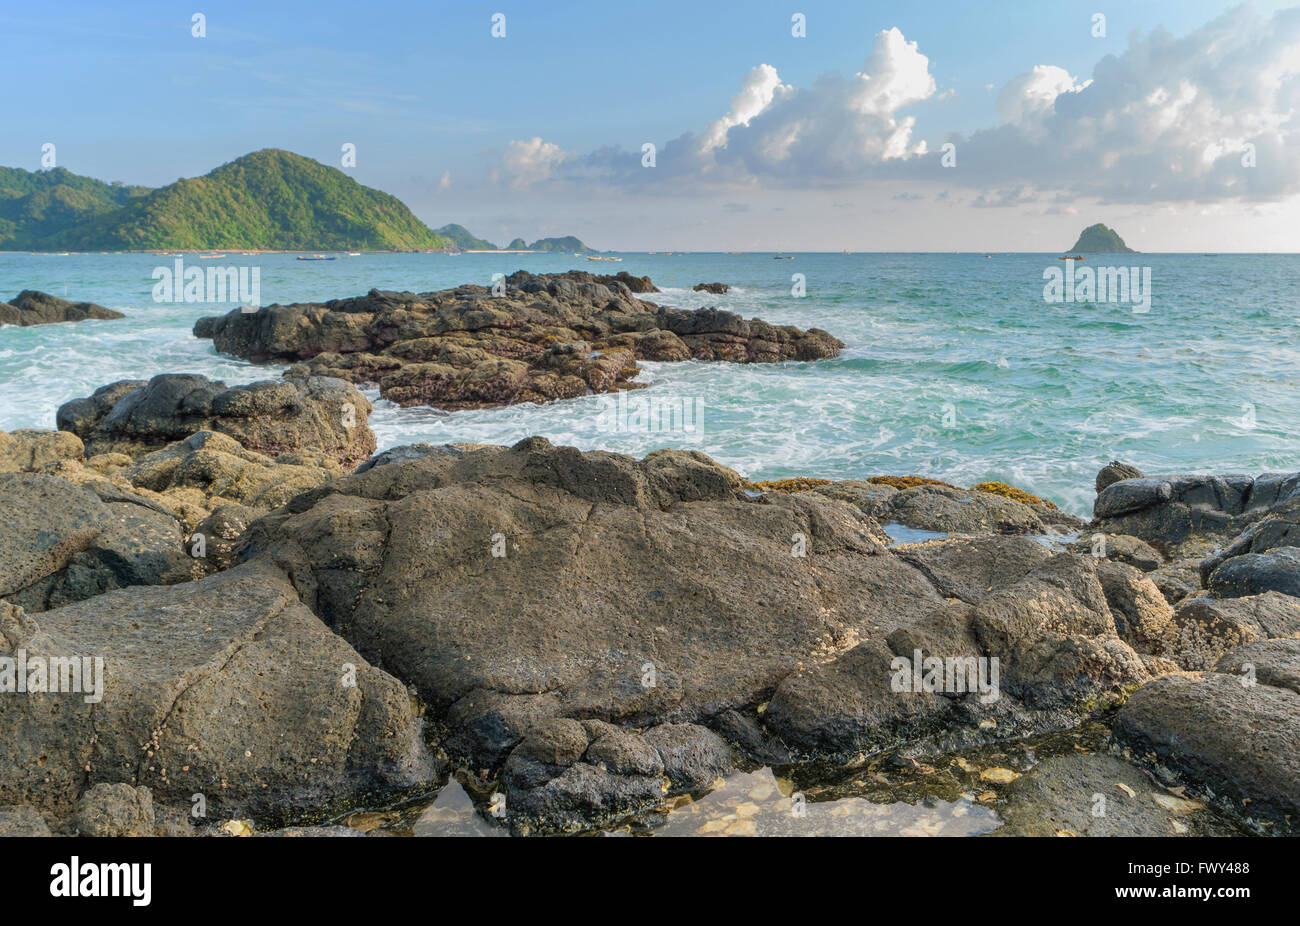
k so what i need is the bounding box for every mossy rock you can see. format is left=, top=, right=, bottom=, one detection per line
left=745, top=477, right=833, bottom=493
left=971, top=481, right=1058, bottom=510
left=867, top=475, right=958, bottom=491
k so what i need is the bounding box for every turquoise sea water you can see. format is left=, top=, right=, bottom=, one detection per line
left=1, top=251, right=1297, bottom=516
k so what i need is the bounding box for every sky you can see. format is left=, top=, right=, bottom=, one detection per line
left=3, top=0, right=1299, bottom=251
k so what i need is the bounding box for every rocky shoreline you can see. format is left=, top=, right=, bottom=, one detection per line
left=1, top=273, right=1297, bottom=837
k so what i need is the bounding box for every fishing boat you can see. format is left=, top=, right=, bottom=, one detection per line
left=297, top=254, right=336, bottom=261
left=773, top=255, right=794, bottom=260
left=198, top=253, right=225, bottom=259
left=347, top=252, right=361, bottom=257
left=1059, top=255, right=1086, bottom=261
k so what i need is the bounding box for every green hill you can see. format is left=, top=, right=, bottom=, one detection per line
left=1, top=150, right=448, bottom=251
left=0, top=167, right=149, bottom=249
left=503, top=238, right=529, bottom=251
left=1068, top=223, right=1135, bottom=253
left=435, top=223, right=499, bottom=250
left=529, top=235, right=592, bottom=253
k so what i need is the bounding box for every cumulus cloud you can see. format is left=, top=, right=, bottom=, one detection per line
left=711, top=27, right=935, bottom=177
left=495, top=136, right=569, bottom=189
left=995, top=65, right=1090, bottom=128
left=491, top=8, right=1300, bottom=205
left=700, top=64, right=790, bottom=154
left=521, top=27, right=938, bottom=191
left=957, top=5, right=1300, bottom=202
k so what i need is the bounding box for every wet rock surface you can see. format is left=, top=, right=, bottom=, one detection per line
left=992, top=752, right=1230, bottom=837
left=0, top=290, right=124, bottom=326
left=1117, top=663, right=1300, bottom=833
left=193, top=271, right=842, bottom=411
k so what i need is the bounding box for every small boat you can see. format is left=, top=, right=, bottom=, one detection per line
left=198, top=253, right=225, bottom=259
left=347, top=252, right=361, bottom=257
left=585, top=255, right=621, bottom=262
left=1059, top=255, right=1086, bottom=261
left=773, top=255, right=794, bottom=260
left=297, top=254, right=336, bottom=261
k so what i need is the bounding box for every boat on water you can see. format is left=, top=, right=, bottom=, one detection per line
left=585, top=255, right=621, bottom=262
left=347, top=252, right=361, bottom=257
left=774, top=255, right=794, bottom=260
left=297, top=254, right=336, bottom=261
left=198, top=254, right=225, bottom=259
left=1059, top=255, right=1086, bottom=261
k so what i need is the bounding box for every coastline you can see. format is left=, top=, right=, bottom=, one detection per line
left=2, top=269, right=1299, bottom=837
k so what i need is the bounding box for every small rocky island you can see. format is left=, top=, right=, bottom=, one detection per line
left=1068, top=223, right=1136, bottom=253
left=193, top=271, right=841, bottom=411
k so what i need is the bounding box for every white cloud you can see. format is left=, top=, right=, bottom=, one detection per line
left=700, top=64, right=789, bottom=153
left=496, top=136, right=568, bottom=189
left=996, top=65, right=1090, bottom=127
left=959, top=6, right=1300, bottom=202
left=438, top=170, right=451, bottom=191
left=490, top=8, right=1300, bottom=205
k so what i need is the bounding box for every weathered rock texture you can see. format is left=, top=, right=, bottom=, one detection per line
left=0, top=471, right=197, bottom=611
left=1117, top=652, right=1300, bottom=833
left=235, top=438, right=1146, bottom=830
left=57, top=373, right=374, bottom=468
left=0, top=290, right=124, bottom=326
left=193, top=271, right=842, bottom=411
left=0, top=563, right=434, bottom=822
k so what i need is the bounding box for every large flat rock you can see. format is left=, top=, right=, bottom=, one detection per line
left=0, top=563, right=434, bottom=821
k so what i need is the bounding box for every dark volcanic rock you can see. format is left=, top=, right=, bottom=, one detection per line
left=57, top=373, right=375, bottom=468
left=1116, top=665, right=1300, bottom=832
left=596, top=272, right=658, bottom=293
left=0, top=471, right=198, bottom=611
left=693, top=282, right=730, bottom=294
left=1215, top=638, right=1300, bottom=695
left=0, top=290, right=124, bottom=326
left=0, top=564, right=434, bottom=822
left=238, top=438, right=916, bottom=730
left=1095, top=461, right=1143, bottom=494
left=499, top=718, right=732, bottom=833
left=1093, top=471, right=1300, bottom=550
left=192, top=271, right=842, bottom=411
left=993, top=753, right=1230, bottom=837
left=238, top=438, right=1146, bottom=806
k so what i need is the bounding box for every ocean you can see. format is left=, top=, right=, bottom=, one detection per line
left=2, top=250, right=1296, bottom=517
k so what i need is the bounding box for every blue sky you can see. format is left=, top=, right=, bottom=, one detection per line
left=3, top=1, right=1299, bottom=250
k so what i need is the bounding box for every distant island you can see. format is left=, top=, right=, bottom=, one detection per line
left=436, top=225, right=594, bottom=253
left=1068, top=223, right=1135, bottom=253
left=0, top=149, right=596, bottom=253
